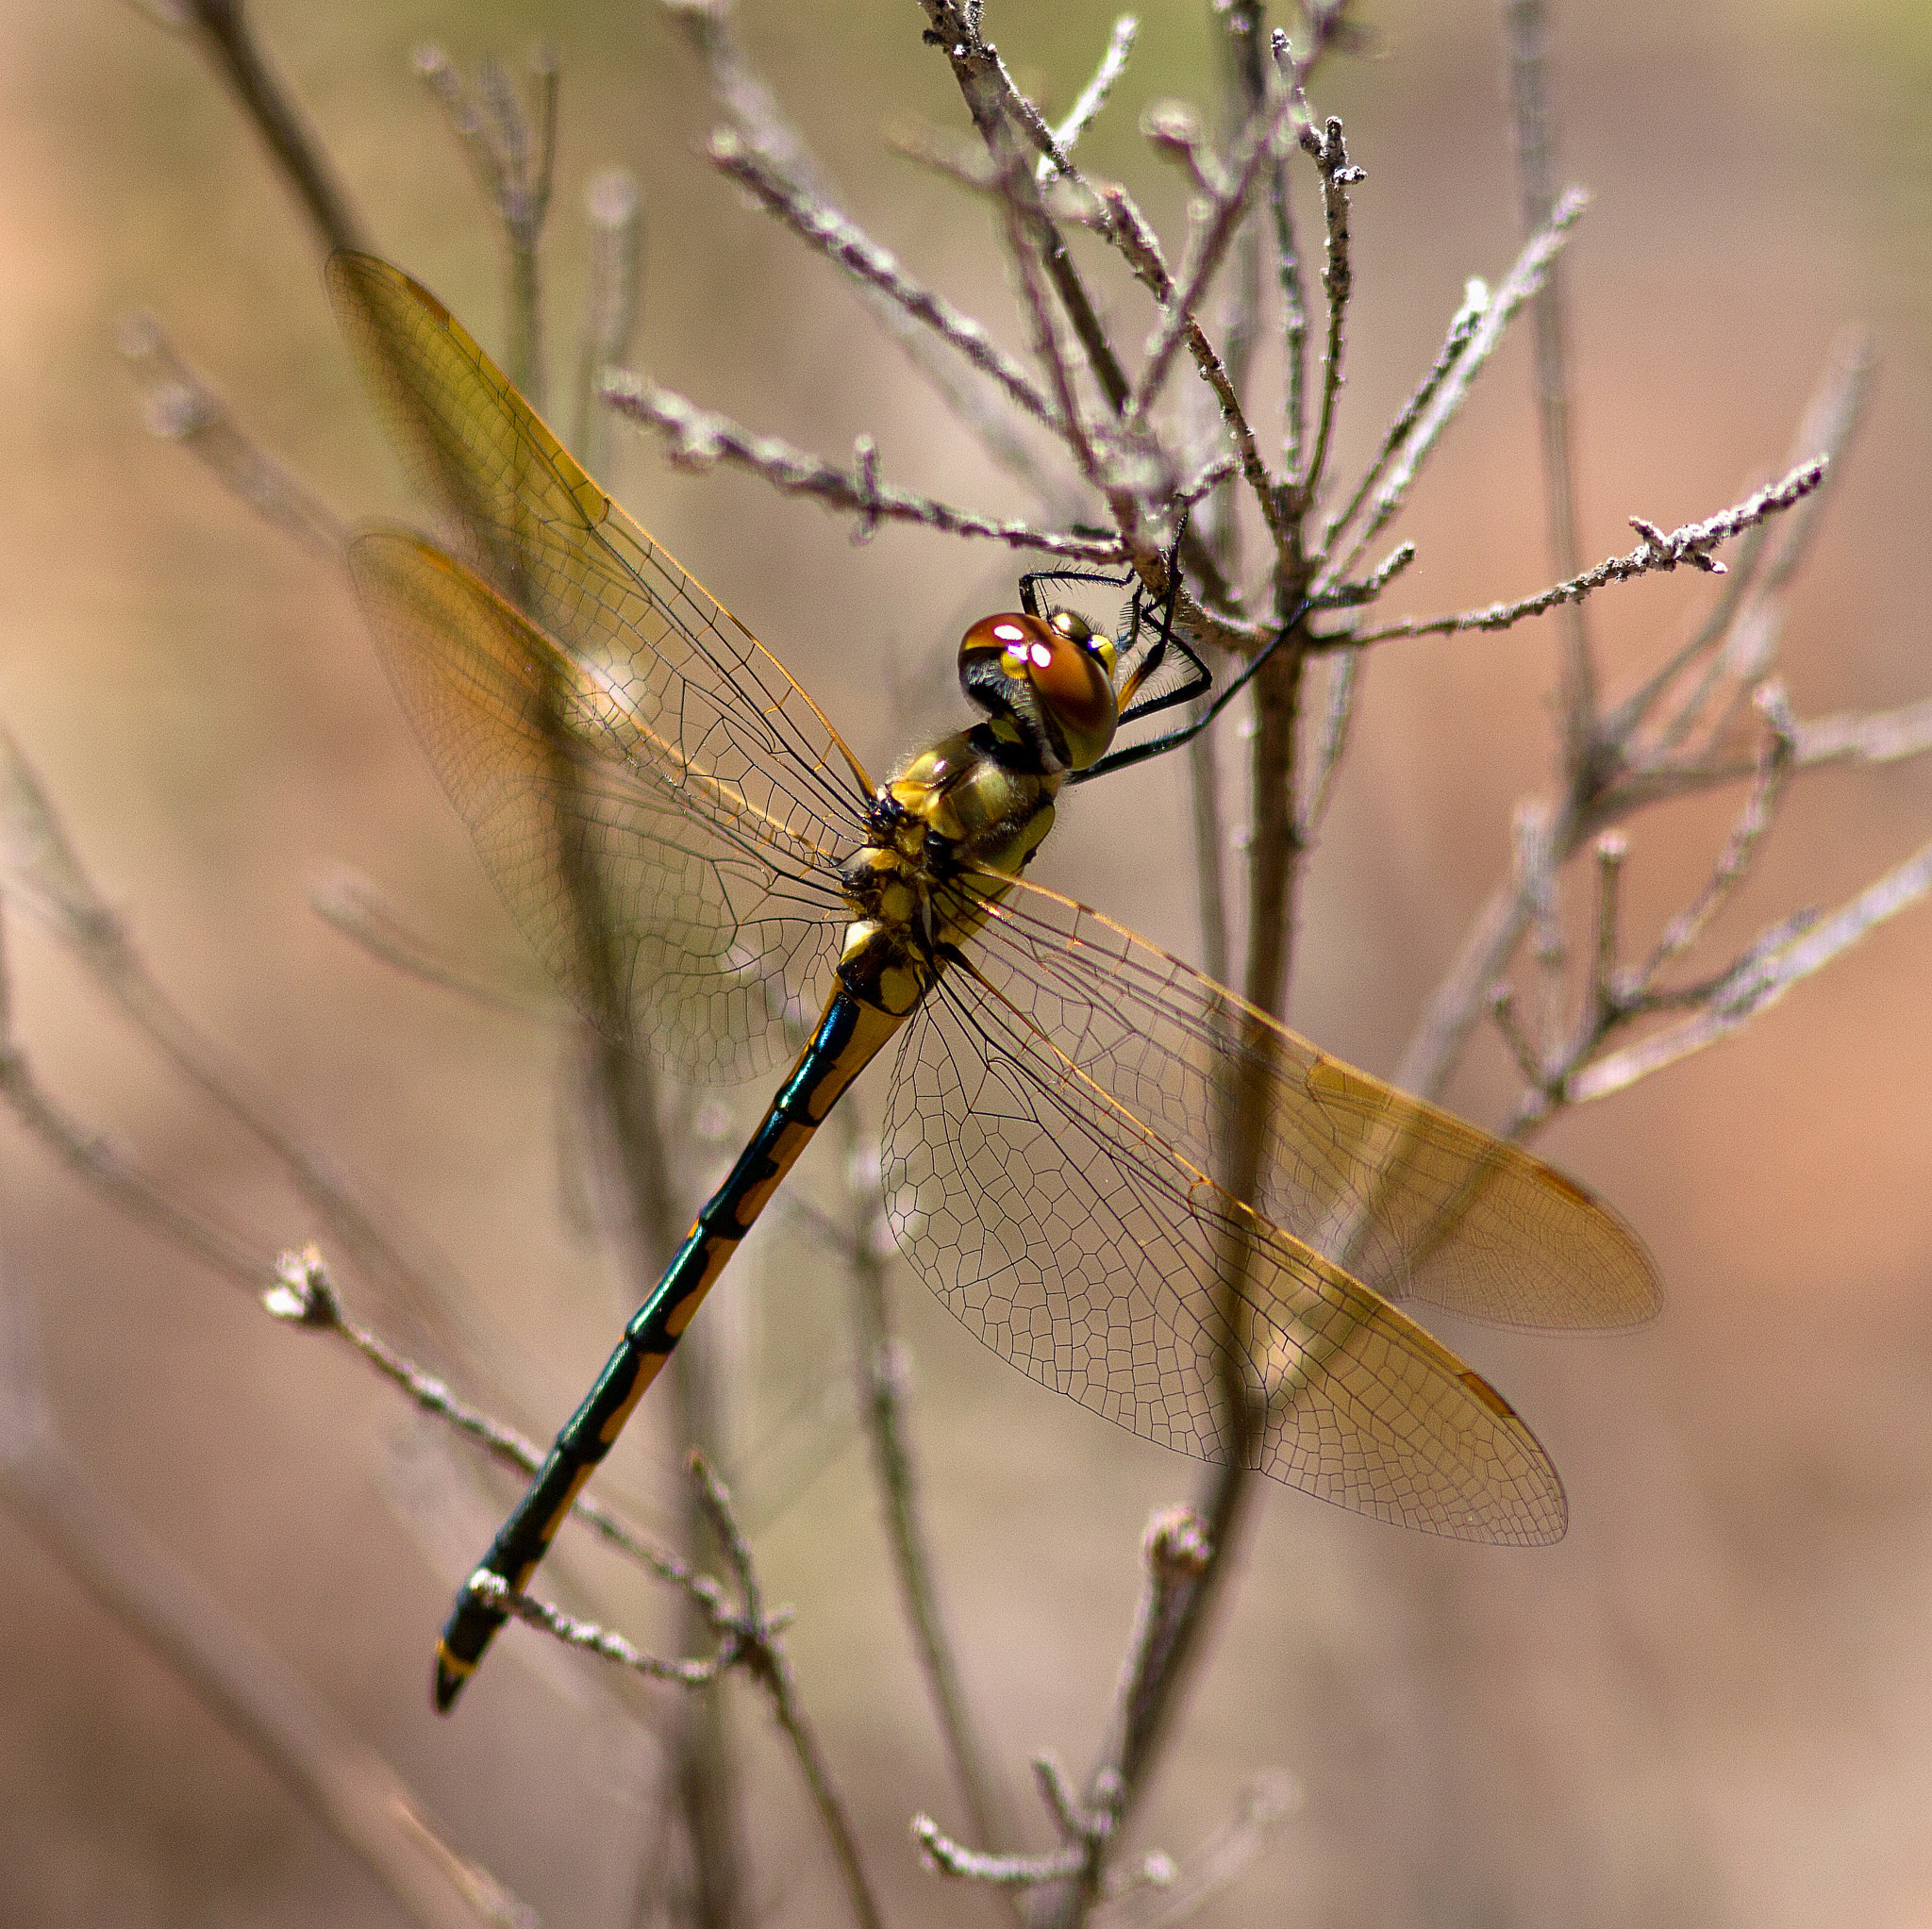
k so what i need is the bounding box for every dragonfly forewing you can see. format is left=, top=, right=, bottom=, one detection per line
left=328, top=253, right=874, bottom=886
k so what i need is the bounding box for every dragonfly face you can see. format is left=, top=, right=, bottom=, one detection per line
left=325, top=251, right=1661, bottom=1713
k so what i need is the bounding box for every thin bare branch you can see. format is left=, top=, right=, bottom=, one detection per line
left=837, top=1113, right=1011, bottom=1852
left=1090, top=176, right=1286, bottom=546
left=1513, top=796, right=1565, bottom=1059
left=308, top=864, right=555, bottom=1021
left=1505, top=0, right=1596, bottom=777
left=1331, top=187, right=1589, bottom=584
left=1129, top=81, right=1302, bottom=420
left=469, top=1571, right=743, bottom=1687
left=1303, top=542, right=1417, bottom=837
left=675, top=0, right=1049, bottom=491
left=917, top=0, right=1137, bottom=420
left=1211, top=5, right=1266, bottom=515
left=1794, top=696, right=1932, bottom=769
left=1098, top=1511, right=1211, bottom=1838
left=1591, top=830, right=1629, bottom=1020
left=162, top=0, right=369, bottom=254
left=1749, top=329, right=1875, bottom=597
left=602, top=369, right=1125, bottom=559
left=995, top=154, right=1107, bottom=485
left=664, top=0, right=819, bottom=178
left=416, top=45, right=558, bottom=407
left=1489, top=985, right=1546, bottom=1089
left=1342, top=460, right=1825, bottom=647
left=1322, top=281, right=1485, bottom=557
left=1570, top=832, right=1932, bottom=1106
left=1267, top=31, right=1311, bottom=476
left=708, top=127, right=1063, bottom=433
left=914, top=1819, right=1084, bottom=1887
left=0, top=728, right=484, bottom=1362
left=1142, top=99, right=1226, bottom=200
left=991, top=45, right=1077, bottom=176
left=687, top=1455, right=885, bottom=1929
left=1302, top=646, right=1360, bottom=833
left=1315, top=540, right=1415, bottom=610
left=914, top=1750, right=1131, bottom=1892
left=1025, top=1504, right=1237, bottom=1929
left=0, top=968, right=265, bottom=1292
left=1174, top=454, right=1241, bottom=510
left=572, top=168, right=643, bottom=473
left=1501, top=694, right=1803, bottom=1138
left=1095, top=1770, right=1299, bottom=1929
left=119, top=312, right=345, bottom=561
left=1263, top=5, right=1375, bottom=474
left=911, top=0, right=1253, bottom=622
left=0, top=928, right=608, bottom=1621
left=885, top=112, right=1004, bottom=190
left=1641, top=690, right=1795, bottom=980
left=0, top=1265, right=530, bottom=1929
left=1296, top=114, right=1366, bottom=504
left=1044, top=15, right=1138, bottom=175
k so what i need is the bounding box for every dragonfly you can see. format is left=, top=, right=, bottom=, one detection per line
left=326, top=254, right=1658, bottom=1714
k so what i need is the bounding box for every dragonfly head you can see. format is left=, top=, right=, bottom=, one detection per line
left=958, top=609, right=1120, bottom=773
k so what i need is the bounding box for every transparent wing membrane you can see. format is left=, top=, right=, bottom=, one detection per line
left=331, top=253, right=871, bottom=1080
left=328, top=254, right=873, bottom=875
left=349, top=530, right=845, bottom=1081
left=889, top=956, right=1567, bottom=1543
left=961, top=873, right=1657, bottom=1332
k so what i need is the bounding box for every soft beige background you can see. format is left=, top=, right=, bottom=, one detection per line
left=2, top=2, right=1930, bottom=1924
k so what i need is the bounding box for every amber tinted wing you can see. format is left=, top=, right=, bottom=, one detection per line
left=329, top=253, right=873, bottom=1078
left=886, top=943, right=1566, bottom=1542
left=958, top=874, right=1658, bottom=1330
left=347, top=529, right=848, bottom=1080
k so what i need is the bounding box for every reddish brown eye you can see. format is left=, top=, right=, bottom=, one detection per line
left=1030, top=632, right=1118, bottom=770
left=958, top=612, right=1047, bottom=674
left=957, top=610, right=1119, bottom=769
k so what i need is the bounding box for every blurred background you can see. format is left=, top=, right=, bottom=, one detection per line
left=1, top=1, right=1930, bottom=1924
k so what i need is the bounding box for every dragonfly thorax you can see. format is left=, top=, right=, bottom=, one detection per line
left=837, top=710, right=1066, bottom=1017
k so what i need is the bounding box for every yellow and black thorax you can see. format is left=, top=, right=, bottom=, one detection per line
left=837, top=606, right=1121, bottom=1018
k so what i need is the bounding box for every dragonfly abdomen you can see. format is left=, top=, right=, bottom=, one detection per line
left=434, top=986, right=906, bottom=1708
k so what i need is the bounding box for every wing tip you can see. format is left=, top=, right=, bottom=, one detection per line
left=325, top=248, right=450, bottom=328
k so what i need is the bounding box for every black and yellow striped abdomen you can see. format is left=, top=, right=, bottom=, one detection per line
left=434, top=987, right=908, bottom=1707
left=435, top=705, right=1065, bottom=1708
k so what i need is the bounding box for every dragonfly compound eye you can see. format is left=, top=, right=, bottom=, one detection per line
left=1046, top=606, right=1118, bottom=680
left=958, top=612, right=1120, bottom=772
left=1032, top=615, right=1120, bottom=772
left=958, top=612, right=1050, bottom=685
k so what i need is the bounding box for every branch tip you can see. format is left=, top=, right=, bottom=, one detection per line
left=263, top=1243, right=340, bottom=1328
